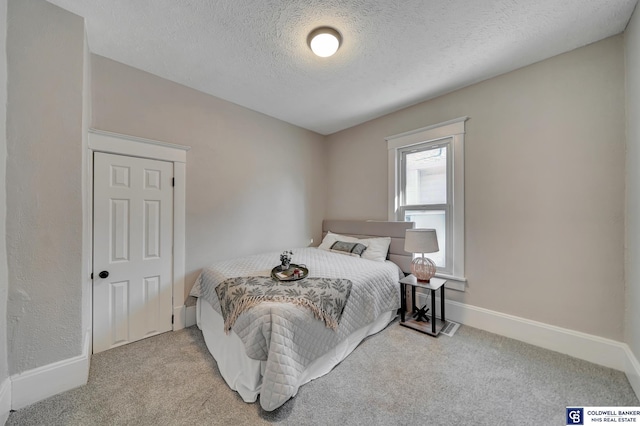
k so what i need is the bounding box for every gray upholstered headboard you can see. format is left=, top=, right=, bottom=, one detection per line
left=322, top=220, right=415, bottom=274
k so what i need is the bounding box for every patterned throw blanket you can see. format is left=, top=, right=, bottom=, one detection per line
left=215, top=276, right=352, bottom=333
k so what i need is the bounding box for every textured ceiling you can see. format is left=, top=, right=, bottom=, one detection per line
left=47, top=0, right=638, bottom=135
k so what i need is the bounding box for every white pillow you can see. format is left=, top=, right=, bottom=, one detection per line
left=318, top=232, right=357, bottom=250
left=359, top=236, right=391, bottom=262
left=319, top=232, right=391, bottom=262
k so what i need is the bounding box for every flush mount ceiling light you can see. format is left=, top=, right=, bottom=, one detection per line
left=308, top=27, right=342, bottom=57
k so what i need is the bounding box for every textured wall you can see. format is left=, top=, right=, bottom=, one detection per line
left=90, top=55, right=327, bottom=299
left=326, top=36, right=625, bottom=340
left=0, top=0, right=8, bottom=393
left=6, top=0, right=85, bottom=373
left=625, top=7, right=640, bottom=355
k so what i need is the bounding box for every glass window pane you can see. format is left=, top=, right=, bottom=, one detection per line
left=404, top=145, right=447, bottom=205
left=404, top=209, right=446, bottom=268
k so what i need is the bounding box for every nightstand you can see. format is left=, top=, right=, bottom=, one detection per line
left=399, top=275, right=447, bottom=336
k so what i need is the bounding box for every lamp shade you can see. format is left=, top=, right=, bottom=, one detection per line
left=404, top=229, right=439, bottom=254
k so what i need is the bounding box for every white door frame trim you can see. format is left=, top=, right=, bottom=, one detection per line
left=88, top=129, right=190, bottom=333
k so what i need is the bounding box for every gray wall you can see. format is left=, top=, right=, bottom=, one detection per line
left=90, top=55, right=327, bottom=299
left=326, top=36, right=626, bottom=340
left=626, top=6, right=640, bottom=360
left=6, top=0, right=85, bottom=373
left=0, top=0, right=8, bottom=392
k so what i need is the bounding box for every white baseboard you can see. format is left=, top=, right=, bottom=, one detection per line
left=11, top=329, right=91, bottom=410
left=186, top=305, right=196, bottom=328
left=415, top=293, right=627, bottom=371
left=0, top=377, right=11, bottom=425
left=173, top=305, right=186, bottom=330
left=624, top=346, right=640, bottom=399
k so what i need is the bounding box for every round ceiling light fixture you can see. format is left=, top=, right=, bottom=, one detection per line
left=308, top=27, right=342, bottom=57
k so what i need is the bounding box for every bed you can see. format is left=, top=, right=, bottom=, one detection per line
left=190, top=220, right=414, bottom=411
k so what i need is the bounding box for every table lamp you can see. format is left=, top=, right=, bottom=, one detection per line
left=404, top=229, right=439, bottom=282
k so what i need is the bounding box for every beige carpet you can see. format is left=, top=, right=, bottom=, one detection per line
left=7, top=321, right=638, bottom=425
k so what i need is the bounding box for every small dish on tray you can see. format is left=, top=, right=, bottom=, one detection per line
left=271, top=263, right=309, bottom=281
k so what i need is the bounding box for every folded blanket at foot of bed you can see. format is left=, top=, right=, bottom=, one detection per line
left=215, top=276, right=352, bottom=333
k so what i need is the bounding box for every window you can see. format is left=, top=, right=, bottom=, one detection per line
left=399, top=140, right=450, bottom=269
left=387, top=117, right=467, bottom=286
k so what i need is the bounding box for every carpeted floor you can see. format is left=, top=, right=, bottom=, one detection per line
left=7, top=321, right=638, bottom=425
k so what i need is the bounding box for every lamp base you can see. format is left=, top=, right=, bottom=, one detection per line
left=411, top=257, right=436, bottom=282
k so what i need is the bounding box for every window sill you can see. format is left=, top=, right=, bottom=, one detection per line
left=435, top=273, right=466, bottom=292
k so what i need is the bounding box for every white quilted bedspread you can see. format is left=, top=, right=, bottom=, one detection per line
left=191, top=247, right=402, bottom=411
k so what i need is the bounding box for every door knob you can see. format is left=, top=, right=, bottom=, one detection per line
left=98, top=271, right=109, bottom=279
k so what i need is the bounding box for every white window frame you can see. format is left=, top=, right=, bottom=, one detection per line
left=387, top=117, right=467, bottom=289
left=398, top=138, right=452, bottom=271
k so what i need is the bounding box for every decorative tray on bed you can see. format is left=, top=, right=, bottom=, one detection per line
left=271, top=264, right=309, bottom=282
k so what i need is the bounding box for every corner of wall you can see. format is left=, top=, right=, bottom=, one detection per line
left=81, top=18, right=93, bottom=360
left=0, top=377, right=10, bottom=425
left=0, top=0, right=10, bottom=422
left=625, top=0, right=640, bottom=401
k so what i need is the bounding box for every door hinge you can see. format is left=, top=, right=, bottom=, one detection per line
left=90, top=272, right=93, bottom=279
left=172, top=177, right=175, bottom=187
left=171, top=314, right=174, bottom=324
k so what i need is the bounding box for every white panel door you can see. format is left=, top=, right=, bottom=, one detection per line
left=93, top=152, right=174, bottom=353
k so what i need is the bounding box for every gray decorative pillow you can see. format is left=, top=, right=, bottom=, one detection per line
left=330, top=241, right=368, bottom=257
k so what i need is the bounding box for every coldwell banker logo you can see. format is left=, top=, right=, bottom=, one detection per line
left=566, top=408, right=584, bottom=425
